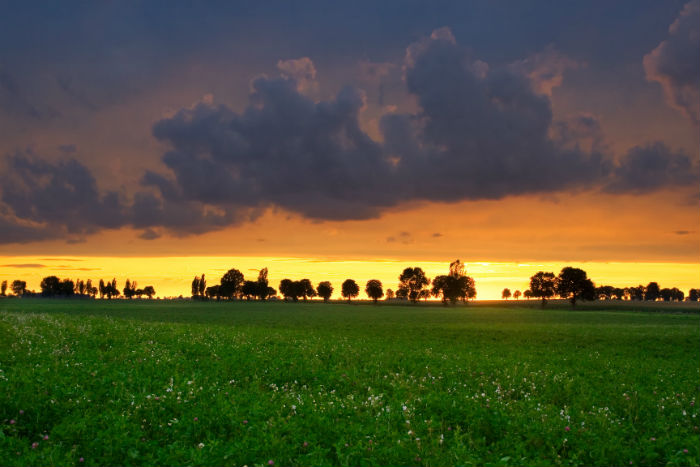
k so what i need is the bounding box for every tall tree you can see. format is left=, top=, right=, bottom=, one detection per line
left=191, top=276, right=200, bottom=298
left=316, top=281, right=333, bottom=302
left=99, top=279, right=106, bottom=299
left=1, top=280, right=7, bottom=296
left=256, top=269, right=269, bottom=300
left=556, top=267, right=595, bottom=308
left=124, top=279, right=133, bottom=299
left=513, top=290, right=521, bottom=300
left=502, top=288, right=511, bottom=300
left=397, top=267, right=430, bottom=303
left=529, top=271, right=556, bottom=307
left=365, top=279, right=384, bottom=303
left=199, top=274, right=206, bottom=297
left=220, top=269, right=244, bottom=299
left=341, top=279, right=359, bottom=302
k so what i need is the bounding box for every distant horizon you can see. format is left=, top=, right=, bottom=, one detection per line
left=1, top=255, right=697, bottom=300
left=0, top=1, right=698, bottom=298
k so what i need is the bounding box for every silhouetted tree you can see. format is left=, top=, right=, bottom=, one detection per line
left=529, top=271, right=556, bottom=307
left=645, top=282, right=661, bottom=301
left=300, top=279, right=316, bottom=301
left=11, top=280, right=26, bottom=296
left=191, top=276, right=200, bottom=298
left=40, top=276, right=61, bottom=297
left=502, top=288, right=511, bottom=300
left=1, top=280, right=6, bottom=296
left=316, top=281, right=333, bottom=302
left=256, top=269, right=269, bottom=300
left=220, top=269, right=244, bottom=299
left=99, top=279, right=106, bottom=299
left=86, top=279, right=97, bottom=298
left=124, top=279, right=137, bottom=299
left=60, top=279, right=75, bottom=297
left=431, top=261, right=475, bottom=305
left=241, top=280, right=258, bottom=300
left=199, top=274, right=206, bottom=297
left=143, top=285, right=156, bottom=299
left=365, top=279, right=384, bottom=303
left=557, top=267, right=594, bottom=308
left=397, top=267, right=430, bottom=303
left=341, top=279, right=359, bottom=302
left=670, top=287, right=684, bottom=301
left=595, top=285, right=614, bottom=300
left=386, top=288, right=395, bottom=299
left=612, top=287, right=625, bottom=300
left=513, top=290, right=521, bottom=300
left=523, top=289, right=533, bottom=300
left=660, top=288, right=673, bottom=301
left=103, top=278, right=120, bottom=299
left=205, top=285, right=221, bottom=300
left=279, top=279, right=302, bottom=302
left=628, top=285, right=645, bottom=301
left=688, top=289, right=700, bottom=301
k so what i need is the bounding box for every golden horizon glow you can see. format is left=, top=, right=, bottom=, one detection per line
left=1, top=255, right=697, bottom=301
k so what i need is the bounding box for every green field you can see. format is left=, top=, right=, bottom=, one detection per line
left=0, top=299, right=698, bottom=466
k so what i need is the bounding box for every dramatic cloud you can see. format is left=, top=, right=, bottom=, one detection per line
left=643, top=0, right=700, bottom=124
left=605, top=142, right=697, bottom=194
left=0, top=28, right=696, bottom=244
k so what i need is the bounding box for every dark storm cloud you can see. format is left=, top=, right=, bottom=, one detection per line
left=0, top=26, right=697, bottom=244
left=150, top=76, right=394, bottom=221
left=605, top=142, right=697, bottom=193
left=644, top=0, right=700, bottom=124
left=0, top=152, right=126, bottom=234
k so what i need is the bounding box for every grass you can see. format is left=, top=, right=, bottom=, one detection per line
left=0, top=298, right=698, bottom=466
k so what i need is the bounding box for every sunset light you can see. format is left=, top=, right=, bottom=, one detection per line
left=0, top=2, right=698, bottom=465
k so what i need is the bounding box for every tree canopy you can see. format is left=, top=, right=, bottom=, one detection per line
left=342, top=279, right=359, bottom=302
left=529, top=271, right=556, bottom=307
left=397, top=267, right=430, bottom=303
left=365, top=279, right=384, bottom=303
left=556, top=267, right=595, bottom=307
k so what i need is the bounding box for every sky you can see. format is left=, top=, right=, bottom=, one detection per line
left=0, top=1, right=698, bottom=298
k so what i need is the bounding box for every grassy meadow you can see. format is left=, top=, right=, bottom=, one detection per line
left=0, top=298, right=698, bottom=466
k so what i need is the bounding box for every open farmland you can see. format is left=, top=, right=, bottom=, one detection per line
left=0, top=299, right=698, bottom=466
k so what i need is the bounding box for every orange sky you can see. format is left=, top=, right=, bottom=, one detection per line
left=1, top=255, right=697, bottom=300
left=0, top=5, right=698, bottom=300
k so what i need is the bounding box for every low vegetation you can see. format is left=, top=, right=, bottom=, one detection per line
left=0, top=299, right=698, bottom=466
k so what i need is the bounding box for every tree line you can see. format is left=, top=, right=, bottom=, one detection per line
left=0, top=277, right=155, bottom=299
left=1, top=261, right=698, bottom=305
left=189, top=260, right=476, bottom=304
left=500, top=267, right=699, bottom=307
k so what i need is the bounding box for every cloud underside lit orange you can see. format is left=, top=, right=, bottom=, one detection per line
left=0, top=192, right=697, bottom=300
